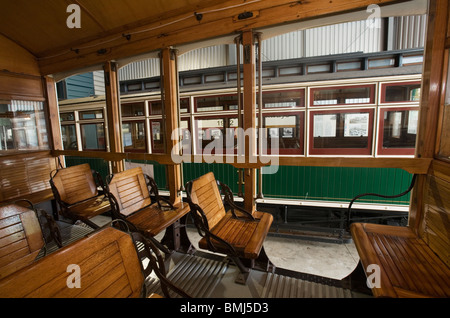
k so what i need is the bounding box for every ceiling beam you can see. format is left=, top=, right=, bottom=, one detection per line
left=38, top=0, right=403, bottom=75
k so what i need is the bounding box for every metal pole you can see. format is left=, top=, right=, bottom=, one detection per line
left=235, top=35, right=243, bottom=198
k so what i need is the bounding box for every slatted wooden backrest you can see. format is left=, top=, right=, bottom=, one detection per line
left=189, top=172, right=226, bottom=230
left=0, top=204, right=44, bottom=280
left=51, top=163, right=98, bottom=204
left=0, top=227, right=144, bottom=298
left=0, top=152, right=57, bottom=203
left=420, top=174, right=450, bottom=267
left=108, top=167, right=151, bottom=216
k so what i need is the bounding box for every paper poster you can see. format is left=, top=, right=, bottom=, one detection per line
left=313, top=114, right=336, bottom=137
left=344, top=113, right=369, bottom=137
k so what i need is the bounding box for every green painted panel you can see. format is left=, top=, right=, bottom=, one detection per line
left=182, top=163, right=239, bottom=193
left=64, top=156, right=110, bottom=181
left=262, top=166, right=413, bottom=205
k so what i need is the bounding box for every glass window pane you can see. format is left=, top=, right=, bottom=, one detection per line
left=263, top=113, right=304, bottom=155
left=381, top=109, right=418, bottom=150
left=311, top=85, right=374, bottom=106
left=61, top=124, right=77, bottom=150
left=262, top=90, right=304, bottom=108
left=60, top=112, right=75, bottom=121
left=80, top=123, right=105, bottom=150
left=195, top=116, right=238, bottom=153
left=79, top=110, right=103, bottom=120
left=149, top=101, right=162, bottom=115
left=310, top=110, right=373, bottom=155
left=382, top=82, right=421, bottom=103
left=0, top=100, right=49, bottom=151
left=195, top=94, right=238, bottom=112
left=121, top=102, right=145, bottom=117
left=151, top=120, right=164, bottom=153
left=122, top=121, right=146, bottom=152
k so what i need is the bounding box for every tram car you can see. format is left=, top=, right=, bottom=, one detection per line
left=58, top=48, right=423, bottom=240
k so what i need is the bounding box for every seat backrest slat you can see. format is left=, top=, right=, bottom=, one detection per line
left=0, top=227, right=143, bottom=298
left=189, top=172, right=226, bottom=230
left=108, top=167, right=151, bottom=216
left=52, top=163, right=98, bottom=204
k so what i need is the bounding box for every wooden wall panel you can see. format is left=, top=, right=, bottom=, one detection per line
left=0, top=152, right=57, bottom=204
left=422, top=175, right=450, bottom=267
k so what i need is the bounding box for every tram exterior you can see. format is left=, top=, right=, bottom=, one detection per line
left=58, top=49, right=423, bottom=227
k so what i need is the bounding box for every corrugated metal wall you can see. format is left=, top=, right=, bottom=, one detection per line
left=118, top=15, right=426, bottom=81
left=391, top=15, right=427, bottom=50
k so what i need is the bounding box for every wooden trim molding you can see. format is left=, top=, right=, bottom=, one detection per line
left=50, top=149, right=431, bottom=175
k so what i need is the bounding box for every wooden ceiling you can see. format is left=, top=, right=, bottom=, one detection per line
left=0, top=0, right=406, bottom=75
left=0, top=0, right=228, bottom=57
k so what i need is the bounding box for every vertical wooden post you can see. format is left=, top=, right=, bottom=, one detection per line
left=104, top=61, right=124, bottom=173
left=43, top=76, right=63, bottom=151
left=162, top=48, right=182, bottom=204
left=409, top=0, right=449, bottom=231
left=242, top=30, right=256, bottom=213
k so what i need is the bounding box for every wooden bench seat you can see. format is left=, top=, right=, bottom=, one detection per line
left=50, top=163, right=111, bottom=229
left=0, top=226, right=188, bottom=298
left=0, top=203, right=45, bottom=280
left=351, top=223, right=450, bottom=297
left=107, top=167, right=191, bottom=246
left=0, top=227, right=144, bottom=298
left=186, top=172, right=274, bottom=284
left=350, top=174, right=450, bottom=298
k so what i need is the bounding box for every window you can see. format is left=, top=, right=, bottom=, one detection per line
left=310, top=85, right=375, bottom=106
left=262, top=90, right=305, bottom=109
left=150, top=119, right=164, bottom=153
left=0, top=100, right=49, bottom=151
left=148, top=100, right=163, bottom=115
left=61, top=125, right=77, bottom=150
left=121, top=102, right=145, bottom=117
left=381, top=82, right=421, bottom=103
left=80, top=123, right=105, bottom=151
left=195, top=94, right=239, bottom=112
left=149, top=98, right=190, bottom=115
left=60, top=112, right=75, bottom=121
left=368, top=57, right=395, bottom=69
left=79, top=110, right=103, bottom=120
left=378, top=108, right=418, bottom=156
left=195, top=116, right=238, bottom=154
left=309, top=109, right=374, bottom=155
left=122, top=121, right=146, bottom=152
left=262, top=112, right=304, bottom=155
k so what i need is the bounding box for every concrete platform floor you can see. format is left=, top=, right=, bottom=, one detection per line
left=181, top=227, right=360, bottom=281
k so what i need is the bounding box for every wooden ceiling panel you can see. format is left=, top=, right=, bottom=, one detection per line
left=0, top=0, right=229, bottom=56
left=0, top=0, right=103, bottom=55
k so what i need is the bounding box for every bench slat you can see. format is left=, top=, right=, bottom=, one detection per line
left=351, top=222, right=450, bottom=297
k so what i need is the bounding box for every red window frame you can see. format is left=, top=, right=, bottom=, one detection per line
left=377, top=107, right=419, bottom=156
left=261, top=111, right=305, bottom=155
left=380, top=81, right=421, bottom=104
left=261, top=89, right=305, bottom=109
left=309, top=108, right=374, bottom=155
left=194, top=114, right=239, bottom=155
left=310, top=84, right=376, bottom=107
